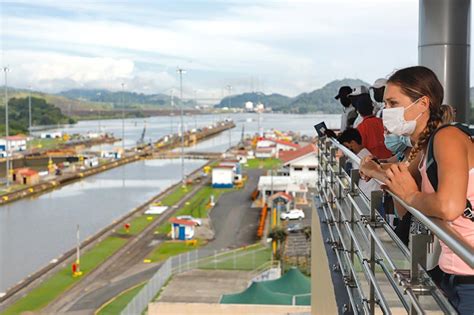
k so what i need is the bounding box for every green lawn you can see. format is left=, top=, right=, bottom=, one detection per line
left=161, top=185, right=193, bottom=206
left=244, top=158, right=281, bottom=170
left=146, top=240, right=203, bottom=262
left=198, top=244, right=271, bottom=270
left=97, top=283, right=146, bottom=315
left=2, top=237, right=127, bottom=315
left=116, top=214, right=156, bottom=235
left=156, top=185, right=231, bottom=235
left=27, top=138, right=65, bottom=150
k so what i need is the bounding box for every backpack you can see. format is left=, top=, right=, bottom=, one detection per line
left=426, top=122, right=474, bottom=221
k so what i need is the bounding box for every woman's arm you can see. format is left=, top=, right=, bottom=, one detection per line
left=385, top=127, right=470, bottom=220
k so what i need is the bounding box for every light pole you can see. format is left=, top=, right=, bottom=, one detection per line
left=28, top=85, right=32, bottom=134
left=170, top=89, right=174, bottom=134
left=177, top=67, right=186, bottom=186
left=3, top=67, right=10, bottom=187
left=193, top=90, right=197, bottom=129
left=121, top=83, right=125, bottom=151
left=96, top=92, right=102, bottom=135
left=226, top=85, right=232, bottom=149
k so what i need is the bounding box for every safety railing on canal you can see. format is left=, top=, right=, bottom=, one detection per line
left=121, top=245, right=276, bottom=315
left=315, top=137, right=473, bottom=314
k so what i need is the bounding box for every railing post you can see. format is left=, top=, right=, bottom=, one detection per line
left=369, top=190, right=383, bottom=315
left=349, top=169, right=360, bottom=271
left=187, top=251, right=190, bottom=271
left=409, top=233, right=431, bottom=315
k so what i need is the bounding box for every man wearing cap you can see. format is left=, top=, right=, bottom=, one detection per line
left=334, top=86, right=358, bottom=132
left=347, top=85, right=370, bottom=128
left=370, top=78, right=386, bottom=117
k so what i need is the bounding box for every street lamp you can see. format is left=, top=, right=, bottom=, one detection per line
left=176, top=67, right=186, bottom=186
left=3, top=67, right=10, bottom=187
left=170, top=89, right=174, bottom=134
left=28, top=85, right=32, bottom=134
left=226, top=85, right=232, bottom=149
left=121, top=83, right=125, bottom=151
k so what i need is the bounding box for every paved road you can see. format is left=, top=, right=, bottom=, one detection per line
left=205, top=168, right=265, bottom=250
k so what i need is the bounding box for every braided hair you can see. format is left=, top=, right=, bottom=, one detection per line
left=387, top=66, right=445, bottom=163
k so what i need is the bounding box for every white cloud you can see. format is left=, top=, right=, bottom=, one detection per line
left=0, top=0, right=424, bottom=97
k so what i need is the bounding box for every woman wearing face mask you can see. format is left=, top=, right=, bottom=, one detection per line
left=361, top=66, right=474, bottom=314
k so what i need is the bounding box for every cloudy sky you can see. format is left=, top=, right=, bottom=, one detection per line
left=0, top=0, right=457, bottom=100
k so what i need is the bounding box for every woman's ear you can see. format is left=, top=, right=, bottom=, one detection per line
left=420, top=96, right=430, bottom=111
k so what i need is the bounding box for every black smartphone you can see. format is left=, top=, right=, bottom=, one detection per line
left=314, top=122, right=328, bottom=137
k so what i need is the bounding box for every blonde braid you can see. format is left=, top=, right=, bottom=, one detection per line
left=407, top=110, right=443, bottom=163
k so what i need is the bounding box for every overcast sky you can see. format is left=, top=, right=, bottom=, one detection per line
left=0, top=0, right=467, bottom=100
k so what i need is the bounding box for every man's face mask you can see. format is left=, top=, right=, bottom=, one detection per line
left=340, top=97, right=351, bottom=107
left=373, top=87, right=385, bottom=103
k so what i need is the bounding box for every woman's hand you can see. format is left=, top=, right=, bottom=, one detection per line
left=384, top=162, right=419, bottom=203
left=359, top=155, right=380, bottom=181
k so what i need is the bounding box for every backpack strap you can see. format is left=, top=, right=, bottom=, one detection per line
left=425, top=122, right=474, bottom=221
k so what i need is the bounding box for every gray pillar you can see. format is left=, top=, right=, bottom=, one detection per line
left=419, top=0, right=471, bottom=123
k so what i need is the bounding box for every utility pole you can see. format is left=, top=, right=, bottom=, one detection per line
left=226, top=85, right=232, bottom=149
left=3, top=67, right=10, bottom=187
left=170, top=89, right=174, bottom=134
left=121, top=83, right=125, bottom=151
left=177, top=67, right=186, bottom=187
left=193, top=90, right=197, bottom=129
left=28, top=85, right=32, bottom=134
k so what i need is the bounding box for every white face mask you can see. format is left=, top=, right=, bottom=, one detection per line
left=382, top=98, right=423, bottom=136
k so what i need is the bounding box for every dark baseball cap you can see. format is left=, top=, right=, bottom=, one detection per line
left=335, top=86, right=352, bottom=100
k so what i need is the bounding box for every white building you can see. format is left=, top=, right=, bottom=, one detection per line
left=0, top=135, right=28, bottom=152
left=40, top=131, right=62, bottom=139
left=257, top=175, right=308, bottom=206
left=245, top=101, right=254, bottom=111
left=280, top=144, right=318, bottom=188
left=212, top=165, right=234, bottom=188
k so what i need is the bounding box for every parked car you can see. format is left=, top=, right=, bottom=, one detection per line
left=176, top=215, right=202, bottom=226
left=280, top=209, right=305, bottom=220
left=287, top=222, right=304, bottom=233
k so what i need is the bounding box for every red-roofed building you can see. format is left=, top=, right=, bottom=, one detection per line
left=12, top=168, right=40, bottom=185
left=271, top=139, right=300, bottom=158
left=281, top=144, right=318, bottom=188
left=169, top=218, right=196, bottom=240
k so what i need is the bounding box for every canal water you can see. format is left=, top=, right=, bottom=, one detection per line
left=0, top=159, right=206, bottom=292
left=1, top=112, right=339, bottom=292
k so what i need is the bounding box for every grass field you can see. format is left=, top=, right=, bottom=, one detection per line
left=146, top=240, right=203, bottom=262
left=27, top=138, right=65, bottom=150
left=155, top=185, right=232, bottom=235
left=198, top=244, right=271, bottom=270
left=97, top=282, right=146, bottom=315
left=115, top=214, right=156, bottom=235
left=160, top=185, right=193, bottom=206
left=244, top=158, right=281, bottom=170
left=2, top=237, right=127, bottom=315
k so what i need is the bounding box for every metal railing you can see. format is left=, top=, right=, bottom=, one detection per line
left=315, top=137, right=473, bottom=314
left=121, top=245, right=274, bottom=315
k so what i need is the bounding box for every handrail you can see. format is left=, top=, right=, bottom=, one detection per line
left=315, top=137, right=460, bottom=314
left=327, top=137, right=474, bottom=268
